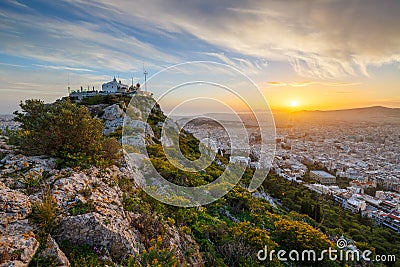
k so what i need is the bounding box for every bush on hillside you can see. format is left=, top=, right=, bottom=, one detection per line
left=9, top=99, right=120, bottom=168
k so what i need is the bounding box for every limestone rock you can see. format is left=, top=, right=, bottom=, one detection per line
left=165, top=226, right=204, bottom=267
left=51, top=168, right=127, bottom=218
left=0, top=220, right=34, bottom=237
left=101, top=104, right=125, bottom=135
left=0, top=182, right=31, bottom=223
left=0, top=184, right=38, bottom=267
left=54, top=212, right=140, bottom=260
left=101, top=104, right=124, bottom=121
left=39, top=235, right=70, bottom=267
left=0, top=260, right=26, bottom=267
left=0, top=154, right=56, bottom=175
left=0, top=233, right=39, bottom=266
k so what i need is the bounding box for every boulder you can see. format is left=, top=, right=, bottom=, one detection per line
left=0, top=182, right=31, bottom=223
left=51, top=168, right=127, bottom=218
left=0, top=183, right=38, bottom=267
left=0, top=233, right=39, bottom=266
left=165, top=226, right=204, bottom=266
left=101, top=104, right=124, bottom=121
left=54, top=212, right=140, bottom=260
left=101, top=104, right=125, bottom=135
left=39, top=235, right=70, bottom=267
left=0, top=261, right=26, bottom=267
left=0, top=154, right=56, bottom=175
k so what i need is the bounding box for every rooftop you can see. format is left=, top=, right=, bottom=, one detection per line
left=310, top=170, right=336, bottom=178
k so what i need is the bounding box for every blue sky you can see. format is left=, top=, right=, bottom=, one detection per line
left=0, top=0, right=399, bottom=113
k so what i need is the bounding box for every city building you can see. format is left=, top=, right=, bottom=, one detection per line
left=373, top=210, right=400, bottom=233
left=310, top=170, right=336, bottom=184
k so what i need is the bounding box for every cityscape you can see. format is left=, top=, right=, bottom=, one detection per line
left=182, top=108, right=400, bottom=233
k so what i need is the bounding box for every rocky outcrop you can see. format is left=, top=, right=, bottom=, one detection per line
left=0, top=182, right=31, bottom=222
left=50, top=167, right=130, bottom=216
left=39, top=235, right=70, bottom=267
left=0, top=234, right=39, bottom=267
left=101, top=104, right=125, bottom=135
left=1, top=154, right=56, bottom=175
left=0, top=261, right=25, bottom=267
left=165, top=226, right=204, bottom=266
left=0, top=183, right=38, bottom=267
left=50, top=167, right=142, bottom=261
left=0, top=153, right=57, bottom=191
left=0, top=94, right=207, bottom=266
left=54, top=212, right=140, bottom=260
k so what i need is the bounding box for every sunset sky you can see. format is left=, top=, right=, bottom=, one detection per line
left=0, top=0, right=399, bottom=114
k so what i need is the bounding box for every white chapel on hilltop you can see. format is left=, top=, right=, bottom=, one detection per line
left=66, top=74, right=152, bottom=102
left=102, top=77, right=130, bottom=93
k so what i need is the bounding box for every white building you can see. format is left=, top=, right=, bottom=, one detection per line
left=102, top=77, right=130, bottom=93
left=230, top=156, right=251, bottom=165
left=345, top=195, right=367, bottom=212
left=310, top=170, right=336, bottom=184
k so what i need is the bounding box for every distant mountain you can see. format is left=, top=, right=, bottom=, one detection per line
left=296, top=106, right=400, bottom=115
left=292, top=106, right=400, bottom=123
left=172, top=106, right=400, bottom=127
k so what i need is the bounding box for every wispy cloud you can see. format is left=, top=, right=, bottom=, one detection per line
left=69, top=0, right=400, bottom=78
left=0, top=7, right=181, bottom=73
left=0, top=62, right=27, bottom=68
left=201, top=52, right=268, bottom=75
left=265, top=82, right=287, bottom=87
left=5, top=0, right=31, bottom=10
left=33, top=64, right=94, bottom=72
left=2, top=0, right=399, bottom=79
left=264, top=81, right=361, bottom=88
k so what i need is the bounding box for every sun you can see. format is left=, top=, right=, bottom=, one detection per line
left=289, top=100, right=299, bottom=108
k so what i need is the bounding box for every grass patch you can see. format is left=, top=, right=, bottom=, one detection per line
left=31, top=189, right=59, bottom=233
left=59, top=240, right=113, bottom=267
left=69, top=200, right=96, bottom=216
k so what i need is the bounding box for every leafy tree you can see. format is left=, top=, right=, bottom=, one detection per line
left=9, top=99, right=120, bottom=168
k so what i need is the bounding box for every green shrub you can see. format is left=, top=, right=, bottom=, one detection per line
left=9, top=99, right=120, bottom=168
left=135, top=236, right=179, bottom=267
left=31, top=190, right=59, bottom=233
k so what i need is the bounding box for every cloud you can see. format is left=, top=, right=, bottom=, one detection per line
left=201, top=52, right=268, bottom=75
left=335, top=91, right=353, bottom=94
left=264, top=81, right=361, bottom=87
left=33, top=64, right=94, bottom=72
left=5, top=0, right=31, bottom=10
left=65, top=0, right=400, bottom=78
left=265, top=82, right=287, bottom=87
left=1, top=0, right=400, bottom=81
left=0, top=7, right=181, bottom=73
left=201, top=53, right=237, bottom=67
left=321, top=82, right=361, bottom=87
left=0, top=62, right=27, bottom=68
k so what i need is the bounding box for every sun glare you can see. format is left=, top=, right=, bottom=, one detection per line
left=289, top=100, right=299, bottom=108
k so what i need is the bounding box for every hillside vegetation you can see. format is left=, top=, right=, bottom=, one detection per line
left=0, top=96, right=399, bottom=267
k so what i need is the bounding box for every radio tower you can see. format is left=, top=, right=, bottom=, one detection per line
left=67, top=73, right=70, bottom=94
left=143, top=64, right=148, bottom=92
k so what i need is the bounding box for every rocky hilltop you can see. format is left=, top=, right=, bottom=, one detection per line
left=0, top=96, right=203, bottom=267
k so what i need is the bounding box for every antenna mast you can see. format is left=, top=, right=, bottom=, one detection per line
left=67, top=73, right=70, bottom=94
left=143, top=64, right=148, bottom=92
